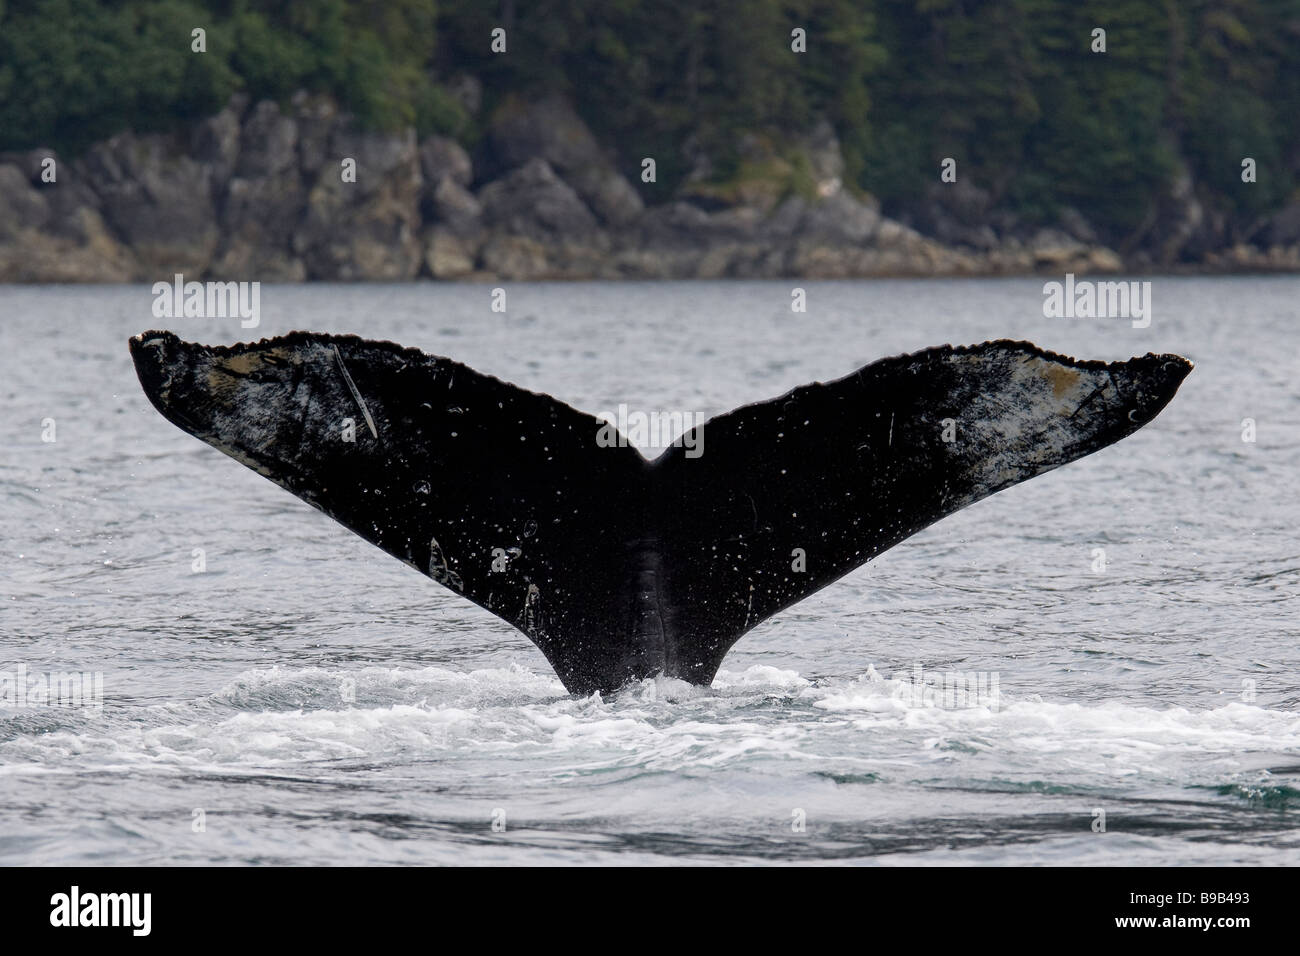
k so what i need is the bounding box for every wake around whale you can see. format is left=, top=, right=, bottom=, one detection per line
left=129, top=331, right=1191, bottom=696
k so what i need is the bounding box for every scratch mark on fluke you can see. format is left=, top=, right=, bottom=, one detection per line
left=333, top=344, right=378, bottom=440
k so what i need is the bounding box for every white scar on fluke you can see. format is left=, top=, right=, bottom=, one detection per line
left=333, top=344, right=379, bottom=440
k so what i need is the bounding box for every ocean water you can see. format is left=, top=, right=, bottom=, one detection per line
left=1, top=276, right=1297, bottom=865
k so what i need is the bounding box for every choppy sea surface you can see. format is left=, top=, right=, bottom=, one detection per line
left=1, top=277, right=1297, bottom=865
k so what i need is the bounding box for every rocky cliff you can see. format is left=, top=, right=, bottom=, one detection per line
left=2, top=91, right=1298, bottom=283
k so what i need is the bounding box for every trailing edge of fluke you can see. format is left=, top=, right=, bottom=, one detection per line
left=130, top=330, right=1191, bottom=695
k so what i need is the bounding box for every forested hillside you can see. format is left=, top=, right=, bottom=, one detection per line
left=1, top=0, right=1297, bottom=256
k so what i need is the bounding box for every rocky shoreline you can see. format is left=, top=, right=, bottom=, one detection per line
left=3, top=91, right=1298, bottom=283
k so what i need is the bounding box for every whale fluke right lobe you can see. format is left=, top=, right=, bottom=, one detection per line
left=130, top=332, right=1191, bottom=695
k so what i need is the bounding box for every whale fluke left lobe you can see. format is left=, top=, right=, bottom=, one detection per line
left=130, top=332, right=1190, bottom=695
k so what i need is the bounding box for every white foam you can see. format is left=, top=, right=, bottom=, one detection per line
left=2, top=664, right=1297, bottom=789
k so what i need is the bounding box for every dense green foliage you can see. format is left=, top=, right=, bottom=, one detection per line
left=1, top=0, right=1297, bottom=240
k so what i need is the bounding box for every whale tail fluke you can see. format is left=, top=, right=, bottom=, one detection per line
left=130, top=331, right=1190, bottom=695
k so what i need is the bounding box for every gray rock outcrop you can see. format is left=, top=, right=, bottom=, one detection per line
left=2, top=90, right=1294, bottom=283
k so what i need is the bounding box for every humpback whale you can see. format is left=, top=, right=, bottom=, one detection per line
left=129, top=331, right=1191, bottom=696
